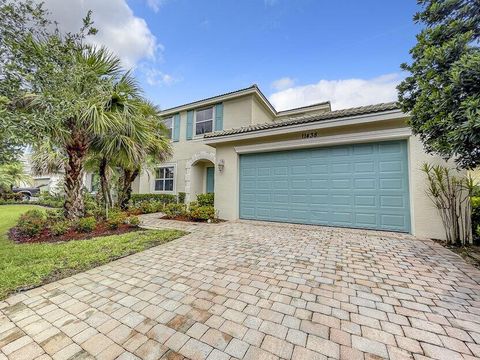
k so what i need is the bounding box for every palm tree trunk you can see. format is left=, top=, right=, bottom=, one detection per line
left=99, top=157, right=112, bottom=208
left=64, top=131, right=88, bottom=220
left=118, top=168, right=139, bottom=210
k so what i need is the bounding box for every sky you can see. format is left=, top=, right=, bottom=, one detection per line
left=41, top=0, right=421, bottom=111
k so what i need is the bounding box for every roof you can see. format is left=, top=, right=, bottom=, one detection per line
left=159, top=84, right=331, bottom=116
left=204, top=102, right=400, bottom=138
left=159, top=84, right=276, bottom=115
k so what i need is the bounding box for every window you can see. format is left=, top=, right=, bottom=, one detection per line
left=155, top=166, right=174, bottom=191
left=163, top=117, right=173, bottom=139
left=195, top=107, right=214, bottom=135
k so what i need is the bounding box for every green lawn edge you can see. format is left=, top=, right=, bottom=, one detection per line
left=0, top=205, right=186, bottom=300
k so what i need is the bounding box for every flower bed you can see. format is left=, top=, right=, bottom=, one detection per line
left=8, top=208, right=141, bottom=244
left=10, top=222, right=138, bottom=243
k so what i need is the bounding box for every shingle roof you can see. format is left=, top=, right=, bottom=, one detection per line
left=204, top=102, right=401, bottom=139
left=160, top=84, right=260, bottom=113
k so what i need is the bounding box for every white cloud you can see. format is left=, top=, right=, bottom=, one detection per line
left=146, top=0, right=166, bottom=13
left=271, top=77, right=296, bottom=91
left=269, top=73, right=402, bottom=111
left=144, top=68, right=178, bottom=86
left=271, top=76, right=295, bottom=91
left=42, top=0, right=160, bottom=69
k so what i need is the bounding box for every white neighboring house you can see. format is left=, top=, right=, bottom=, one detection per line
left=20, top=151, right=90, bottom=196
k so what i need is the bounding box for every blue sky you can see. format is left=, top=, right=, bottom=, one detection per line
left=44, top=0, right=421, bottom=110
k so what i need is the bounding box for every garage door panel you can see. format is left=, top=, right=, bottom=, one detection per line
left=239, top=140, right=410, bottom=232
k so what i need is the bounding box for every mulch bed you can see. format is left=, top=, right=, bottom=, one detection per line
left=160, top=215, right=224, bottom=223
left=435, top=240, right=480, bottom=269
left=9, top=223, right=139, bottom=244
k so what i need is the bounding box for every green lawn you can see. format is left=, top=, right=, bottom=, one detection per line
left=0, top=205, right=185, bottom=300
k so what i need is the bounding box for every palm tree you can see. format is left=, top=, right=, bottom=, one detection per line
left=23, top=46, right=136, bottom=219
left=0, top=162, right=31, bottom=191
left=116, top=101, right=172, bottom=209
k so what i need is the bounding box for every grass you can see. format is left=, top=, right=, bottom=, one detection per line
left=0, top=205, right=186, bottom=300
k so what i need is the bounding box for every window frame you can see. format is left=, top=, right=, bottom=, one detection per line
left=163, top=116, right=174, bottom=140
left=153, top=163, right=176, bottom=194
left=194, top=106, right=215, bottom=136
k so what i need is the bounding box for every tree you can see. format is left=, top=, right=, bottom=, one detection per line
left=0, top=162, right=31, bottom=191
left=397, top=0, right=480, bottom=169
left=114, top=101, right=171, bottom=210
left=0, top=1, right=136, bottom=219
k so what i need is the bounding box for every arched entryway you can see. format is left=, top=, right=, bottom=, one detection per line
left=185, top=151, right=216, bottom=203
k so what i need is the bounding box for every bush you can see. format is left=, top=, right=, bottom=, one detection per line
left=163, top=203, right=187, bottom=218
left=75, top=217, right=97, bottom=233
left=51, top=221, right=70, bottom=236
left=46, top=209, right=64, bottom=223
left=126, top=216, right=141, bottom=227
left=37, top=193, right=63, bottom=208
left=84, top=193, right=100, bottom=217
left=189, top=204, right=216, bottom=221
left=1, top=192, right=23, bottom=201
left=131, top=194, right=177, bottom=206
left=196, top=193, right=214, bottom=207
left=16, top=209, right=46, bottom=237
left=107, top=211, right=127, bottom=229
left=177, top=192, right=186, bottom=204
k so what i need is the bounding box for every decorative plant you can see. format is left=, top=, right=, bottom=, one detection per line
left=422, top=163, right=476, bottom=245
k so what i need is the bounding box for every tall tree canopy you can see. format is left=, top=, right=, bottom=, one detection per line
left=0, top=0, right=171, bottom=218
left=398, top=0, right=480, bottom=169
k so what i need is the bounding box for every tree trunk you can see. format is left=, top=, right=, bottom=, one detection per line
left=118, top=168, right=139, bottom=210
left=64, top=131, right=88, bottom=220
left=99, top=157, right=112, bottom=208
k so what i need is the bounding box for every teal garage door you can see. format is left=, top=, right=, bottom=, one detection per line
left=239, top=140, right=411, bottom=232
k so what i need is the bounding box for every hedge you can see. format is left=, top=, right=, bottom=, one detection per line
left=130, top=193, right=177, bottom=205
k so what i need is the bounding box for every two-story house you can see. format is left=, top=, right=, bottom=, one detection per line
left=132, top=84, right=454, bottom=241
left=132, top=85, right=330, bottom=203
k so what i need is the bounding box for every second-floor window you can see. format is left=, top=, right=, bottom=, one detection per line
left=195, top=107, right=214, bottom=135
left=163, top=117, right=173, bottom=139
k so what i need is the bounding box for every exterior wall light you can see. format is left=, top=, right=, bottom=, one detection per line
left=217, top=159, right=225, bottom=173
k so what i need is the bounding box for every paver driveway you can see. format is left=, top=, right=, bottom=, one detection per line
left=1, top=217, right=480, bottom=360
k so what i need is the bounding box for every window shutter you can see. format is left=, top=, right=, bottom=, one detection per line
left=173, top=114, right=180, bottom=142
left=215, top=103, right=223, bottom=131
left=186, top=110, right=194, bottom=140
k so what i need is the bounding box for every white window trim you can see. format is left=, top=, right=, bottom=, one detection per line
left=152, top=163, right=176, bottom=194
left=194, top=106, right=215, bottom=137
left=163, top=116, right=174, bottom=141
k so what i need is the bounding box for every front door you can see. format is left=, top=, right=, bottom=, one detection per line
left=206, top=167, right=215, bottom=193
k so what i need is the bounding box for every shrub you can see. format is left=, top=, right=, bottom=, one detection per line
left=130, top=194, right=177, bottom=206
left=196, top=193, right=214, bottom=207
left=163, top=203, right=187, bottom=218
left=16, top=209, right=46, bottom=237
left=75, top=217, right=97, bottom=233
left=51, top=221, right=71, bottom=236
left=177, top=192, right=186, bottom=204
left=107, top=211, right=127, bottom=229
left=1, top=192, right=23, bottom=201
left=189, top=204, right=216, bottom=221
left=126, top=216, right=141, bottom=227
left=84, top=193, right=100, bottom=217
left=46, top=209, right=64, bottom=223
left=37, top=193, right=63, bottom=208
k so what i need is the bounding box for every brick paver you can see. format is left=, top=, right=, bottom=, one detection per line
left=1, top=215, right=479, bottom=359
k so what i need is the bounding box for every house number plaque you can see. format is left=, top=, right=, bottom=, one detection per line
left=301, top=131, right=318, bottom=139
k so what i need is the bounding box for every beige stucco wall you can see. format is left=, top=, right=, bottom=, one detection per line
left=252, top=97, right=275, bottom=124
left=135, top=95, right=277, bottom=200
left=212, top=118, right=451, bottom=240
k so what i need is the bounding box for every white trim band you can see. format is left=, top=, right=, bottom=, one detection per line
left=234, top=128, right=412, bottom=154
